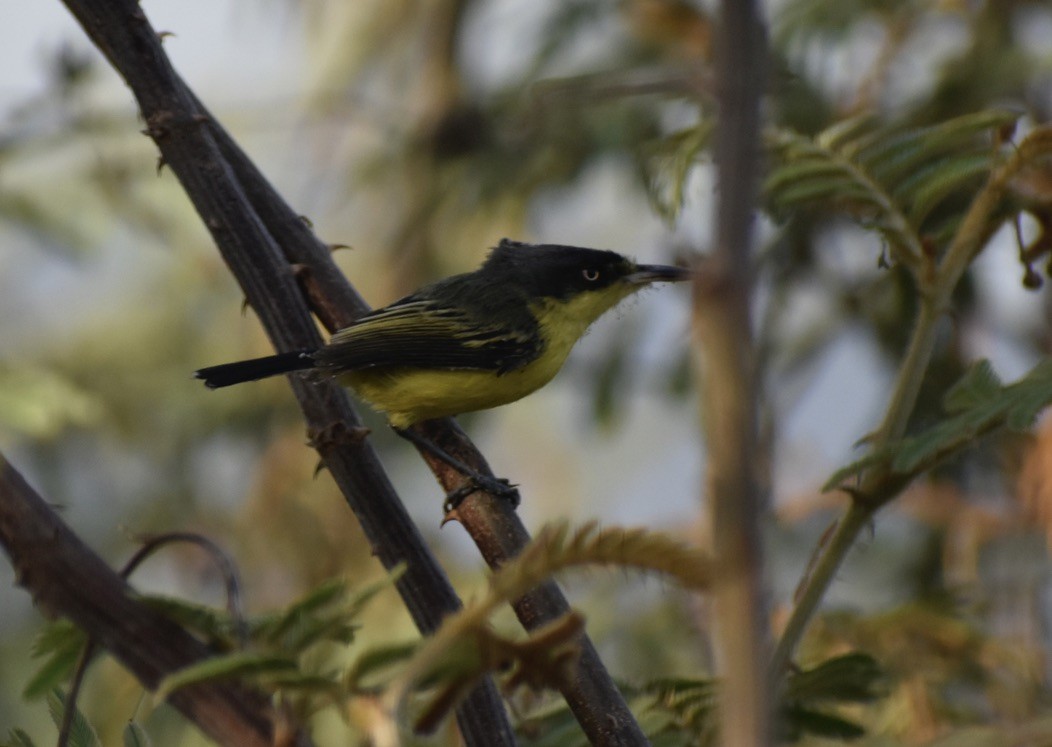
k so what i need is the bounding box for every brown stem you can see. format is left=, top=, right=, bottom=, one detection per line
left=695, top=1, right=771, bottom=745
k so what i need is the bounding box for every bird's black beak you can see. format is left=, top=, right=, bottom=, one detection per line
left=626, top=264, right=692, bottom=285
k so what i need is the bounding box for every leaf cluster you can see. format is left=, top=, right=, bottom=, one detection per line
left=806, top=598, right=1048, bottom=741
left=827, top=358, right=1052, bottom=495
left=387, top=521, right=712, bottom=733
left=647, top=109, right=1026, bottom=273
left=14, top=572, right=408, bottom=745
left=764, top=110, right=1020, bottom=268
left=12, top=522, right=713, bottom=743
left=516, top=652, right=884, bottom=746
left=3, top=691, right=113, bottom=747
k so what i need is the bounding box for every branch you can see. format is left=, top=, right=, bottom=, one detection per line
left=694, top=1, right=771, bottom=745
left=0, top=454, right=307, bottom=747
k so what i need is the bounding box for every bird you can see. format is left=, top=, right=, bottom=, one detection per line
left=195, top=238, right=690, bottom=501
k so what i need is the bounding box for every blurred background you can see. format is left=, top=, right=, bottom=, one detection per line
left=2, top=1, right=1052, bottom=744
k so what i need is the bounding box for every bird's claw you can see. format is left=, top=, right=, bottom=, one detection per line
left=444, top=475, right=520, bottom=512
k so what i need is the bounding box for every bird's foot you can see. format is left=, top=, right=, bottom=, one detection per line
left=394, top=425, right=520, bottom=510
left=444, top=475, right=520, bottom=512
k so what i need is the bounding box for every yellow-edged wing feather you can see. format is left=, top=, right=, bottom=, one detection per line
left=314, top=297, right=541, bottom=374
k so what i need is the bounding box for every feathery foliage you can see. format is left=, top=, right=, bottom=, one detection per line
left=644, top=109, right=1025, bottom=276
left=764, top=109, right=1020, bottom=268
left=153, top=571, right=401, bottom=707
left=515, top=652, right=883, bottom=745
left=1, top=729, right=38, bottom=747
left=826, top=358, right=1052, bottom=491
left=642, top=122, right=716, bottom=221
left=22, top=621, right=86, bottom=700
left=490, top=521, right=711, bottom=603
left=46, top=691, right=100, bottom=747
left=387, top=522, right=711, bottom=731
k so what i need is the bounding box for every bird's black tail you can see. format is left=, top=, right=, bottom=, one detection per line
left=194, top=350, right=317, bottom=389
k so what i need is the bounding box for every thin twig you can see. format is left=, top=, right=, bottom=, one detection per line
left=57, top=531, right=250, bottom=747
left=769, top=124, right=1052, bottom=676
left=122, top=532, right=249, bottom=646
left=0, top=454, right=308, bottom=747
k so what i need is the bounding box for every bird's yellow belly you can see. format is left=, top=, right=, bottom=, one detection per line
left=339, top=293, right=620, bottom=428
left=341, top=357, right=564, bottom=429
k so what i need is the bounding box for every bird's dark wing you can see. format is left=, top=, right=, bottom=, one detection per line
left=313, top=297, right=541, bottom=374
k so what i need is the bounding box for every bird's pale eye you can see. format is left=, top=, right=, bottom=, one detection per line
left=582, top=268, right=600, bottom=282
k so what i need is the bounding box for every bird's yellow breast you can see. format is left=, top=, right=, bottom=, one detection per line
left=342, top=364, right=557, bottom=428
left=343, top=286, right=636, bottom=428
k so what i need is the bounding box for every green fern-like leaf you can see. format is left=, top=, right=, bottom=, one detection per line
left=782, top=705, right=866, bottom=741
left=253, top=576, right=350, bottom=645
left=255, top=570, right=399, bottom=653
left=888, top=357, right=1051, bottom=472
left=345, top=640, right=419, bottom=689
left=642, top=109, right=1019, bottom=265
left=520, top=659, right=883, bottom=746
left=635, top=657, right=881, bottom=743
left=2, top=729, right=39, bottom=747
left=23, top=621, right=87, bottom=700
left=156, top=652, right=298, bottom=699
left=516, top=698, right=608, bottom=747
left=898, top=152, right=994, bottom=229
left=46, top=690, right=101, bottom=747
left=785, top=652, right=884, bottom=703
left=645, top=677, right=720, bottom=740
left=140, top=595, right=241, bottom=646
left=826, top=358, right=1052, bottom=489
left=942, top=359, right=1002, bottom=413
left=489, top=521, right=711, bottom=607
left=764, top=109, right=1019, bottom=268
left=782, top=653, right=882, bottom=740
left=641, top=122, right=716, bottom=221
left=142, top=572, right=397, bottom=660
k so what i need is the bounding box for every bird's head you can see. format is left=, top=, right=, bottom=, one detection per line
left=482, top=238, right=690, bottom=329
